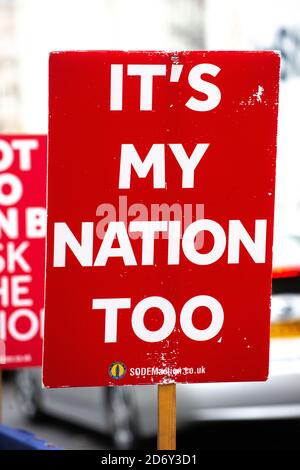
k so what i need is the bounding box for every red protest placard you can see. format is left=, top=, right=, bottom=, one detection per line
left=43, top=51, right=280, bottom=387
left=0, top=135, right=46, bottom=368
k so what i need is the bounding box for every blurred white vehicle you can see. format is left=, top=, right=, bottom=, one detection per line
left=16, top=235, right=300, bottom=448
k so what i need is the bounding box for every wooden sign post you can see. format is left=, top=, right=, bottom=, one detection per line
left=158, top=383, right=176, bottom=450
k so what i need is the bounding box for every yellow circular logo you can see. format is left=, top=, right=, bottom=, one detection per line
left=109, top=362, right=126, bottom=380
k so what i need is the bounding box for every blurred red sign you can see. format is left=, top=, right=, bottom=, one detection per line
left=43, top=51, right=280, bottom=387
left=0, top=135, right=46, bottom=369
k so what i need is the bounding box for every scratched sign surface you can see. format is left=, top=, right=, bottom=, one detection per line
left=43, top=51, right=280, bottom=387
